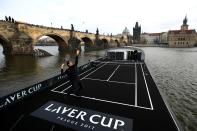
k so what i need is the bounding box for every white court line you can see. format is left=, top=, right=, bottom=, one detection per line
left=84, top=78, right=135, bottom=85
left=60, top=77, right=136, bottom=93
left=51, top=81, right=69, bottom=91
left=55, top=91, right=153, bottom=110
left=135, top=63, right=137, bottom=106
left=51, top=90, right=62, bottom=93
left=93, top=61, right=143, bottom=65
left=60, top=85, right=72, bottom=93
left=9, top=114, right=24, bottom=131
left=50, top=125, right=55, bottom=131
left=108, top=80, right=135, bottom=85
left=107, top=65, right=120, bottom=81
left=51, top=62, right=104, bottom=92
left=81, top=62, right=108, bottom=80
left=60, top=63, right=108, bottom=93
left=79, top=62, right=103, bottom=76
left=84, top=78, right=106, bottom=82
left=140, top=63, right=154, bottom=110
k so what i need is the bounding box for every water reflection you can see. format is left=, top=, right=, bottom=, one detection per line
left=5, top=55, right=38, bottom=73
left=0, top=46, right=105, bottom=96
left=0, top=45, right=5, bottom=72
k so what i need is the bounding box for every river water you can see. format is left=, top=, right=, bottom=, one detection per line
left=0, top=46, right=196, bottom=131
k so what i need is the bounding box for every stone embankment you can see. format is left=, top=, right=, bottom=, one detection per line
left=33, top=49, right=53, bottom=57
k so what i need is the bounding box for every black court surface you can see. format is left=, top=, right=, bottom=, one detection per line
left=0, top=61, right=181, bottom=131
left=52, top=62, right=152, bottom=110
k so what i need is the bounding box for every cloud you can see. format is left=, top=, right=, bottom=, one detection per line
left=0, top=0, right=197, bottom=34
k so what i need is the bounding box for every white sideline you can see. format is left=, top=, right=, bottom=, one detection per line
left=140, top=63, right=154, bottom=110
left=135, top=63, right=137, bottom=106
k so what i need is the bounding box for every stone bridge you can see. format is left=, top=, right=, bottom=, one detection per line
left=0, top=20, right=129, bottom=55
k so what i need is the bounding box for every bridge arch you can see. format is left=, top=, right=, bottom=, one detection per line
left=123, top=41, right=127, bottom=46
left=0, top=35, right=12, bottom=55
left=81, top=37, right=94, bottom=51
left=35, top=33, right=68, bottom=51
left=115, top=40, right=120, bottom=47
left=101, top=38, right=109, bottom=48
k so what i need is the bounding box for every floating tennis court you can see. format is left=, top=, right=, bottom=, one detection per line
left=51, top=61, right=153, bottom=110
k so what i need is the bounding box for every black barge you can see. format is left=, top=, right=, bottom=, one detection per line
left=0, top=46, right=181, bottom=131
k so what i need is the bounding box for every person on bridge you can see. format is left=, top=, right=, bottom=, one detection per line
left=61, top=49, right=84, bottom=96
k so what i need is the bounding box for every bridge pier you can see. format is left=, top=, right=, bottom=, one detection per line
left=12, top=45, right=34, bottom=55
left=11, top=38, right=34, bottom=55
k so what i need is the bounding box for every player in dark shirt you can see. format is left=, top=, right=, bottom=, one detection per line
left=61, top=50, right=84, bottom=96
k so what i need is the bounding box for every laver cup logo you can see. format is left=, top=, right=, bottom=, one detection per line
left=31, top=101, right=133, bottom=131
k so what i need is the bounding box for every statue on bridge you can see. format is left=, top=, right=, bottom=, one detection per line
left=5, top=16, right=8, bottom=21
left=11, top=18, right=15, bottom=23
left=5, top=16, right=15, bottom=23
left=96, top=28, right=99, bottom=35
left=71, top=24, right=74, bottom=31
left=8, top=16, right=12, bottom=22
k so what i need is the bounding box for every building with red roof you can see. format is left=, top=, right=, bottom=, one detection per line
left=168, top=16, right=196, bottom=47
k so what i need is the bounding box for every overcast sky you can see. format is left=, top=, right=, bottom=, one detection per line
left=0, top=0, right=197, bottom=35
